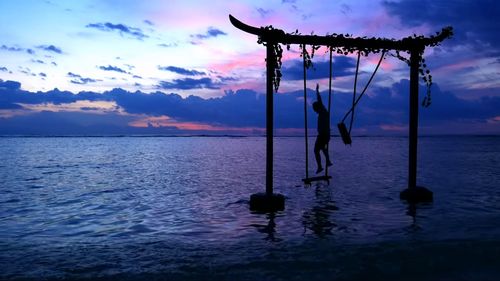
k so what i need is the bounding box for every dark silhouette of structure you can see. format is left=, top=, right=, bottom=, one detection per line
left=229, top=14, right=453, bottom=211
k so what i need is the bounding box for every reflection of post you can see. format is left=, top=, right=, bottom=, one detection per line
left=265, top=212, right=277, bottom=241
left=252, top=212, right=279, bottom=241
left=266, top=43, right=274, bottom=196
left=407, top=202, right=417, bottom=222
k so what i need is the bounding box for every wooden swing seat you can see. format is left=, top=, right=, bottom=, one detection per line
left=302, top=175, right=332, bottom=185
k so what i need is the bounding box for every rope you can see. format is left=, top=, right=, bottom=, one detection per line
left=348, top=51, right=361, bottom=134
left=302, top=44, right=309, bottom=180
left=328, top=48, right=333, bottom=116
left=341, top=50, right=386, bottom=123
left=325, top=48, right=333, bottom=178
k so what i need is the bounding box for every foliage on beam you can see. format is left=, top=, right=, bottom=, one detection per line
left=254, top=22, right=453, bottom=107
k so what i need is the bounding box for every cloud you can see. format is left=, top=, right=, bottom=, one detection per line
left=36, top=45, right=63, bottom=54
left=18, top=67, right=36, bottom=76
left=256, top=8, right=271, bottom=18
left=144, top=20, right=154, bottom=26
left=39, top=72, right=47, bottom=77
left=99, top=65, right=128, bottom=73
left=158, top=42, right=178, bottom=48
left=383, top=0, right=500, bottom=49
left=191, top=27, right=227, bottom=40
left=67, top=72, right=99, bottom=84
left=0, top=67, right=8, bottom=72
left=340, top=3, right=352, bottom=15
left=1, top=45, right=35, bottom=55
left=31, top=59, right=45, bottom=64
left=158, top=66, right=206, bottom=76
left=0, top=111, right=141, bottom=135
left=0, top=80, right=21, bottom=90
left=86, top=22, right=148, bottom=40
left=1, top=79, right=499, bottom=135
left=157, top=77, right=221, bottom=90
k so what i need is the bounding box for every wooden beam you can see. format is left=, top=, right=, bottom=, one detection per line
left=229, top=14, right=451, bottom=51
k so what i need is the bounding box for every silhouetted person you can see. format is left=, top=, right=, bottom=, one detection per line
left=312, top=84, right=332, bottom=174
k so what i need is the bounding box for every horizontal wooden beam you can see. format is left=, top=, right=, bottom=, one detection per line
left=229, top=14, right=451, bottom=51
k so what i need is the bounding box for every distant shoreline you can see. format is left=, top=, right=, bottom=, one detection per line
left=0, top=134, right=498, bottom=138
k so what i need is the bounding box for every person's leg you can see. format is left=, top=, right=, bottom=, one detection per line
left=322, top=136, right=332, bottom=166
left=314, top=136, right=323, bottom=174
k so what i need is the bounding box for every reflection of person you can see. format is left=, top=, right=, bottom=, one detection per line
left=302, top=185, right=337, bottom=237
left=312, top=84, right=332, bottom=174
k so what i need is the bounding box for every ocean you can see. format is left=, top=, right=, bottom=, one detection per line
left=0, top=136, right=499, bottom=280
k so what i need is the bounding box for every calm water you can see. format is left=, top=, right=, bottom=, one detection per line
left=0, top=136, right=499, bottom=280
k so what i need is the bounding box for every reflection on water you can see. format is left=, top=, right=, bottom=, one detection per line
left=0, top=136, right=499, bottom=280
left=251, top=212, right=281, bottom=242
left=302, top=183, right=338, bottom=238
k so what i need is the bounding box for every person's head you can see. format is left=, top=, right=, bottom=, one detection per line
left=312, top=101, right=321, bottom=113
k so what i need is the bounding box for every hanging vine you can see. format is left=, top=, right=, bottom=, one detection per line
left=256, top=25, right=453, bottom=107
left=258, top=25, right=285, bottom=92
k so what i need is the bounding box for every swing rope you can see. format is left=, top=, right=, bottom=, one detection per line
left=348, top=51, right=361, bottom=134
left=302, top=46, right=335, bottom=183
left=325, top=47, right=333, bottom=178
left=342, top=50, right=386, bottom=126
left=302, top=44, right=309, bottom=180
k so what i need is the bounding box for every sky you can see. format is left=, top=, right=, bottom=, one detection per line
left=0, top=0, right=499, bottom=135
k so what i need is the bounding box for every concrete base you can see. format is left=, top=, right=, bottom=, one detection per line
left=249, top=192, right=285, bottom=212
left=400, top=186, right=433, bottom=203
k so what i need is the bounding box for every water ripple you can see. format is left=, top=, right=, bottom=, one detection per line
left=0, top=136, right=498, bottom=280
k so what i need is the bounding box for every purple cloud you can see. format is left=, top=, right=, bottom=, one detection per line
left=158, top=66, right=206, bottom=76
left=86, top=22, right=148, bottom=40
left=67, top=72, right=99, bottom=84
left=191, top=27, right=227, bottom=40
left=157, top=77, right=221, bottom=90
left=1, top=45, right=35, bottom=55
left=36, top=45, right=63, bottom=54
left=99, top=65, right=128, bottom=73
left=1, top=79, right=499, bottom=135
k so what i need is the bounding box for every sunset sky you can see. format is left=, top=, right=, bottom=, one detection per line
left=0, top=0, right=499, bottom=135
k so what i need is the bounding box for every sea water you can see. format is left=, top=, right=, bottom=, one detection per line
left=0, top=136, right=499, bottom=280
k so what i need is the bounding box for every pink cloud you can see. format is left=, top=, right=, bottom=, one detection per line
left=487, top=116, right=500, bottom=124
left=209, top=50, right=265, bottom=74
left=129, top=115, right=264, bottom=134
left=435, top=58, right=480, bottom=73
left=380, top=124, right=407, bottom=131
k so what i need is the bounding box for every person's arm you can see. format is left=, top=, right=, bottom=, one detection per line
left=316, top=84, right=323, bottom=106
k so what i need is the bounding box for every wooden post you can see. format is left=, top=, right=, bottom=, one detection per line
left=248, top=43, right=285, bottom=212
left=408, top=48, right=420, bottom=189
left=266, top=43, right=274, bottom=196
left=400, top=46, right=433, bottom=202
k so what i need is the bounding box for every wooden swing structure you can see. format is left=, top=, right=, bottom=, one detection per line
left=228, top=15, right=453, bottom=211
left=301, top=46, right=386, bottom=185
